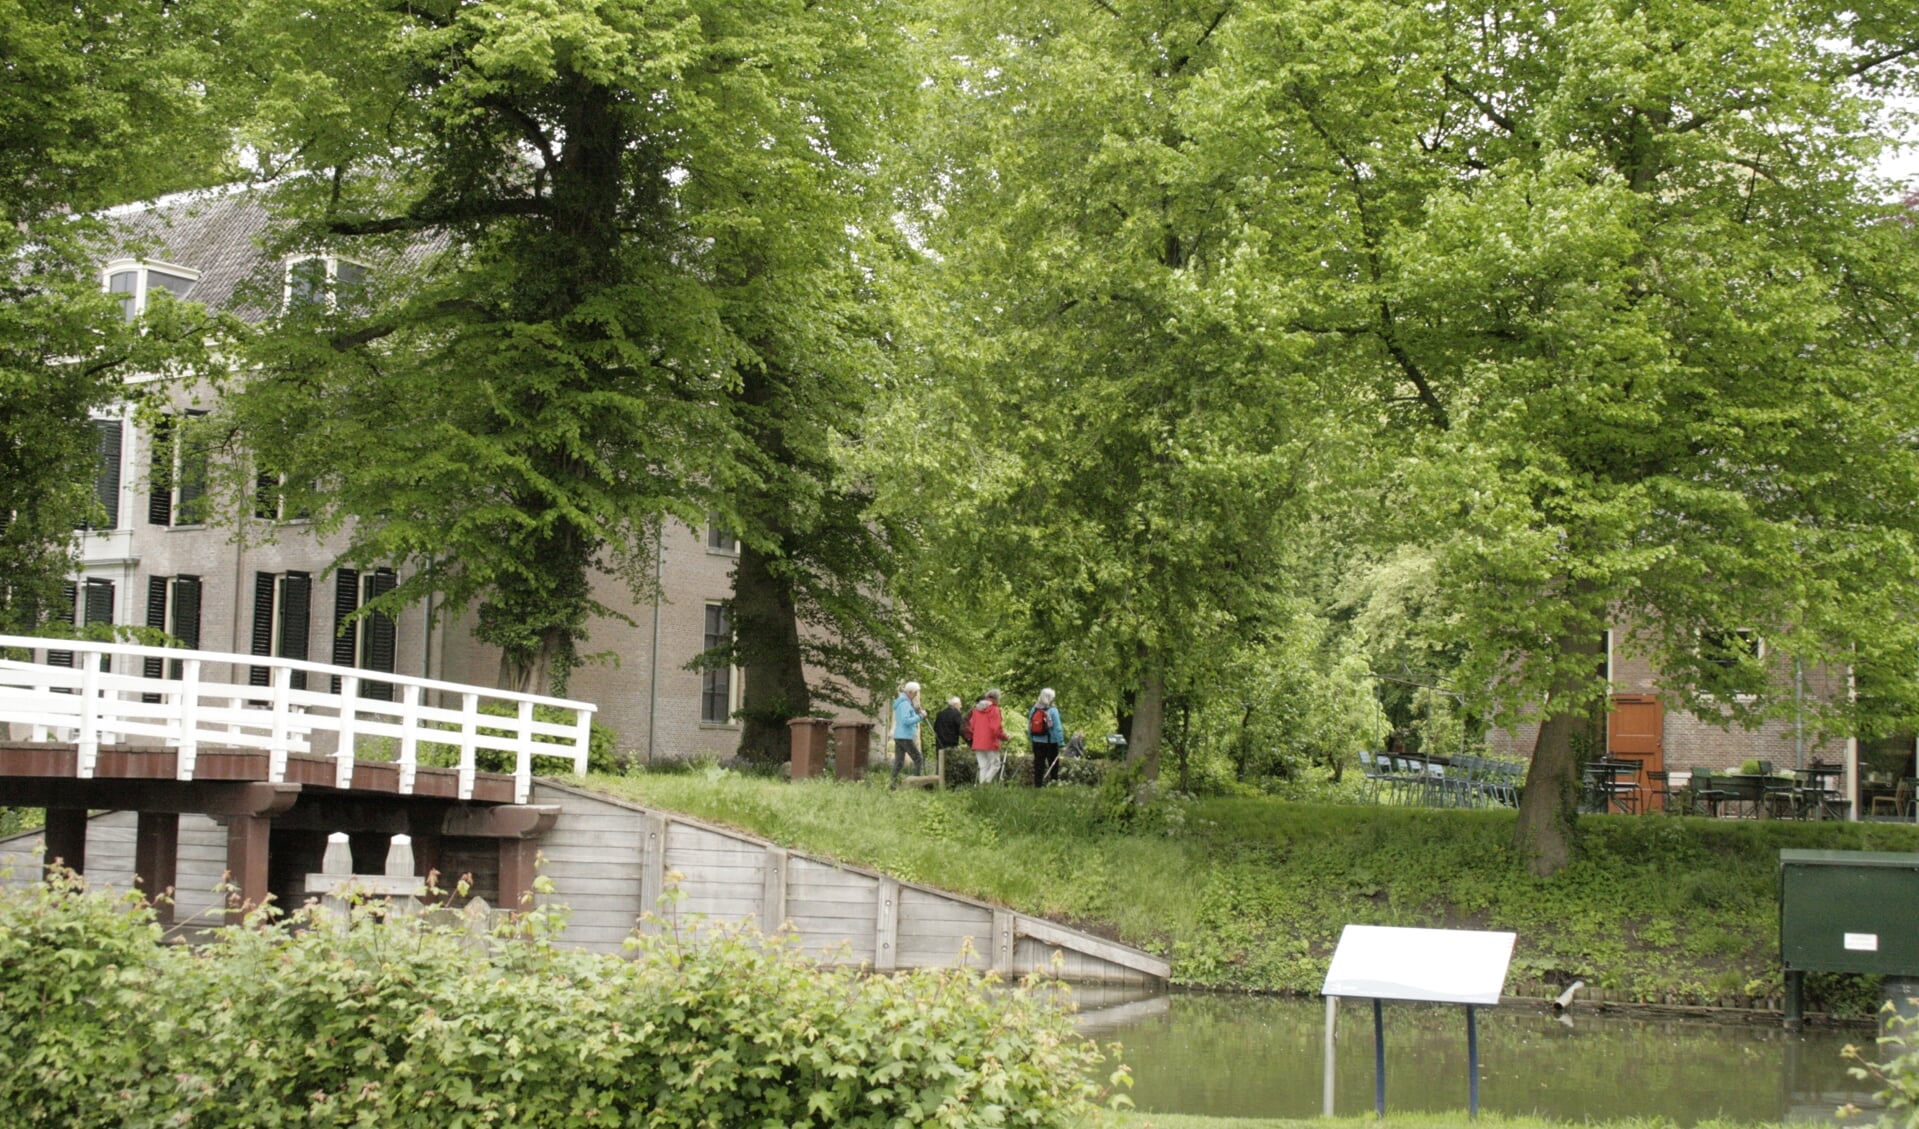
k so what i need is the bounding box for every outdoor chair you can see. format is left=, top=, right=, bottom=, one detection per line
left=1688, top=769, right=1728, bottom=818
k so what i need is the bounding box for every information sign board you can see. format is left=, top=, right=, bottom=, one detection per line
left=1321, top=924, right=1516, bottom=1005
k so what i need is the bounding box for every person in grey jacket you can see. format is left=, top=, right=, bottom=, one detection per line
left=1027, top=688, right=1064, bottom=786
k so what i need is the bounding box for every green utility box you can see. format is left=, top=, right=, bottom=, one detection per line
left=1779, top=849, right=1919, bottom=1024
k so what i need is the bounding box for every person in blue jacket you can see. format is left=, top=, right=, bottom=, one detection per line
left=890, top=681, right=927, bottom=787
left=1027, top=688, right=1064, bottom=786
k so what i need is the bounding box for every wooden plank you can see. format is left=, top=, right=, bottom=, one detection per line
left=785, top=882, right=879, bottom=905
left=762, top=846, right=787, bottom=932
left=874, top=876, right=898, bottom=972
left=1015, top=914, right=1170, bottom=980
left=638, top=813, right=665, bottom=933
left=992, top=909, right=1014, bottom=976
left=898, top=937, right=993, bottom=969
left=788, top=858, right=873, bottom=885
left=675, top=895, right=762, bottom=918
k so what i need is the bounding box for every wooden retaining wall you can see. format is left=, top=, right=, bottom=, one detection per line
left=0, top=780, right=1170, bottom=986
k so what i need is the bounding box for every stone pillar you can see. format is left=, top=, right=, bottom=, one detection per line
left=225, top=814, right=271, bottom=925
left=135, top=811, right=180, bottom=924
left=787, top=718, right=830, bottom=780
left=43, top=808, right=87, bottom=879
left=832, top=722, right=873, bottom=782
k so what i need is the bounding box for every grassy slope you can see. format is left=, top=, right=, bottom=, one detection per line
left=579, top=772, right=1919, bottom=1012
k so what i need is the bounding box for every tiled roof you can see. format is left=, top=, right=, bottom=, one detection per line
left=97, top=185, right=449, bottom=322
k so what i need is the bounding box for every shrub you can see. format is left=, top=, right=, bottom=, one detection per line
left=0, top=873, right=1121, bottom=1127
left=1845, top=1003, right=1919, bottom=1127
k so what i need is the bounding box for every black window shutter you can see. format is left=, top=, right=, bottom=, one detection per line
left=172, top=576, right=201, bottom=648
left=168, top=575, right=200, bottom=680
left=83, top=578, right=113, bottom=625
left=330, top=568, right=359, bottom=693
left=142, top=576, right=167, bottom=685
left=249, top=572, right=275, bottom=686
left=147, top=416, right=174, bottom=526
left=47, top=583, right=77, bottom=668
left=175, top=415, right=207, bottom=525
left=281, top=571, right=310, bottom=691
left=83, top=579, right=114, bottom=672
left=362, top=568, right=397, bottom=699
left=95, top=419, right=122, bottom=529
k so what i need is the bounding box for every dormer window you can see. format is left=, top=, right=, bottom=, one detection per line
left=284, top=255, right=369, bottom=313
left=104, top=260, right=198, bottom=323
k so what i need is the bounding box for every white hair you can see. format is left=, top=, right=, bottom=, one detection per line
left=1037, top=687, right=1056, bottom=706
left=902, top=681, right=920, bottom=696
left=948, top=696, right=962, bottom=709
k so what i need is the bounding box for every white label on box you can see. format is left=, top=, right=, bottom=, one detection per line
left=1844, top=933, right=1880, bottom=952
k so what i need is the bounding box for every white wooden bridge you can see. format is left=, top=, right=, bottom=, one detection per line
left=1, top=634, right=1169, bottom=985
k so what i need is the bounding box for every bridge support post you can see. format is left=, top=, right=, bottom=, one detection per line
left=43, top=807, right=87, bottom=880
left=499, top=838, right=538, bottom=912
left=135, top=811, right=179, bottom=924
left=225, top=813, right=270, bottom=925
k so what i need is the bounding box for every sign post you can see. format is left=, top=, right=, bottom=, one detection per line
left=1320, top=924, right=1516, bottom=1120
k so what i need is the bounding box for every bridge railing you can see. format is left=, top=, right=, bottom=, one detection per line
left=0, top=634, right=594, bottom=804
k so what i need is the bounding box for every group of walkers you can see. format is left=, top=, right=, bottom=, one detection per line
left=889, top=682, right=1072, bottom=788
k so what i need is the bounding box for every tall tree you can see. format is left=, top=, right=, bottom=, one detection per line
left=1197, top=0, right=1919, bottom=872
left=0, top=0, right=228, bottom=631
left=886, top=0, right=1346, bottom=781
left=221, top=0, right=906, bottom=702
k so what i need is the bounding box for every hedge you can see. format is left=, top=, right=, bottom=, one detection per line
left=0, top=871, right=1124, bottom=1127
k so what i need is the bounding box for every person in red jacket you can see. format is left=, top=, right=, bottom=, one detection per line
left=966, top=688, right=1008, bottom=784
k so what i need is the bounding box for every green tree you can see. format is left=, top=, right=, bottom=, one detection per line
left=221, top=0, right=907, bottom=704
left=1196, top=0, right=1919, bottom=872
left=883, top=0, right=1348, bottom=783
left=0, top=0, right=228, bottom=631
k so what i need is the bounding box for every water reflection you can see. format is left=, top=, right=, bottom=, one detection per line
left=1070, top=988, right=1878, bottom=1125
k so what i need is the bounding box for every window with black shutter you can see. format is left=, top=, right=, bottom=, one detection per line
left=360, top=568, right=396, bottom=700
left=140, top=575, right=201, bottom=685
left=246, top=572, right=310, bottom=696
left=78, top=419, right=122, bottom=531
left=146, top=412, right=209, bottom=527
left=328, top=567, right=398, bottom=698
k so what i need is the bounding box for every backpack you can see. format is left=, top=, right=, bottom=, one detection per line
left=1030, top=706, right=1048, bottom=736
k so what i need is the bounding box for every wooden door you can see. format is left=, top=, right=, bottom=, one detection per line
left=1608, top=695, right=1666, bottom=812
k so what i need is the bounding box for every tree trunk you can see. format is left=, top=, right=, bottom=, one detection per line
left=1513, top=629, right=1605, bottom=877
left=1128, top=653, right=1165, bottom=784
left=733, top=539, right=811, bottom=765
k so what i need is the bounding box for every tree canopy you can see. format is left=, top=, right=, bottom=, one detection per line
left=219, top=0, right=909, bottom=705
left=0, top=0, right=229, bottom=632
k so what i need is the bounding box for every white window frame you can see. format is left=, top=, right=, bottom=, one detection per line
left=283, top=254, right=369, bottom=312
left=102, top=258, right=200, bottom=322
left=705, top=516, right=739, bottom=557
left=700, top=601, right=742, bottom=726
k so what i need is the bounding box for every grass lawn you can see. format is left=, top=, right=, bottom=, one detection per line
left=579, top=769, right=1919, bottom=1014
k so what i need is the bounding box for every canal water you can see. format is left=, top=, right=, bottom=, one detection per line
left=1072, top=990, right=1879, bottom=1124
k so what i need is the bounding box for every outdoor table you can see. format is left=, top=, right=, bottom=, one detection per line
left=1794, top=764, right=1846, bottom=820
left=1586, top=759, right=1641, bottom=814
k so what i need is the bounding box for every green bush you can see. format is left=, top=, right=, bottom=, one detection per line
left=1846, top=1003, right=1919, bottom=1126
left=0, top=871, right=1121, bottom=1127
